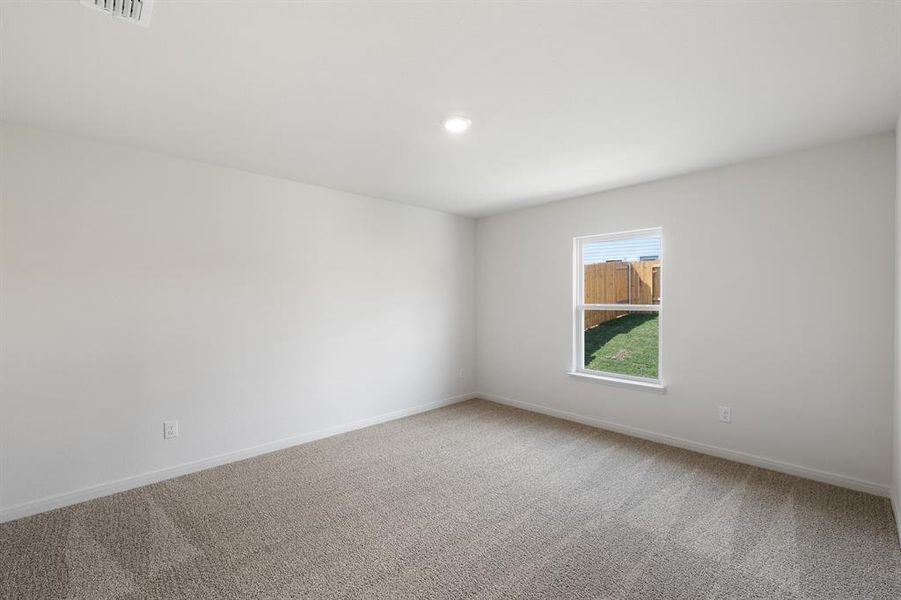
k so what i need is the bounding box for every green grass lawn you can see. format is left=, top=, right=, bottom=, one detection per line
left=584, top=312, right=658, bottom=378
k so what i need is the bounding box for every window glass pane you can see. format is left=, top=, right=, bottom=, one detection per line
left=583, top=235, right=661, bottom=305
left=583, top=310, right=658, bottom=379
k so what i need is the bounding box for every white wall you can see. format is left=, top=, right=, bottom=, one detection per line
left=894, top=114, right=901, bottom=531
left=0, top=124, right=475, bottom=517
left=477, top=133, right=896, bottom=493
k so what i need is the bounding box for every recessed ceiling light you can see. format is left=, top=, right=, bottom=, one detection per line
left=442, top=115, right=471, bottom=134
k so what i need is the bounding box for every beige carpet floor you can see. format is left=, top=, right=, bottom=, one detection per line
left=2, top=399, right=900, bottom=599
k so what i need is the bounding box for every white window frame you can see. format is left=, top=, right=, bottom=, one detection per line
left=570, top=227, right=665, bottom=391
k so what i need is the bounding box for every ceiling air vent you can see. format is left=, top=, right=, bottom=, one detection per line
left=80, top=0, right=154, bottom=27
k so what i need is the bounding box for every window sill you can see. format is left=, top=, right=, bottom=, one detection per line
left=567, top=371, right=666, bottom=393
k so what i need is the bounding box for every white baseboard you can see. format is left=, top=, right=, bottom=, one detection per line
left=893, top=495, right=901, bottom=548
left=478, top=392, right=890, bottom=498
left=0, top=393, right=475, bottom=524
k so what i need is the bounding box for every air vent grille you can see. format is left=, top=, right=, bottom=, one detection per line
left=80, top=0, right=154, bottom=27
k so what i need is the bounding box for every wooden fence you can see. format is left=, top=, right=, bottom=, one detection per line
left=584, top=260, right=660, bottom=329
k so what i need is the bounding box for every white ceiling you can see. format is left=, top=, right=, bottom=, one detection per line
left=1, top=1, right=899, bottom=217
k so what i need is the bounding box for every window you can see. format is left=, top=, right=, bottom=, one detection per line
left=572, top=228, right=662, bottom=388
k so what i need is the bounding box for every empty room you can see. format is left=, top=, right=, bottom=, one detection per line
left=2, top=1, right=901, bottom=598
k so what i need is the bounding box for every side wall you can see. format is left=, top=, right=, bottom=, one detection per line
left=894, top=113, right=901, bottom=534
left=476, top=132, right=896, bottom=494
left=0, top=124, right=476, bottom=519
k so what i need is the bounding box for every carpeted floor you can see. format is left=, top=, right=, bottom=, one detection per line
left=2, top=399, right=900, bottom=599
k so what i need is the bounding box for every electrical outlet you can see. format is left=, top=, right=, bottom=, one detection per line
left=718, top=406, right=731, bottom=423
left=163, top=420, right=179, bottom=439
left=458, top=368, right=464, bottom=380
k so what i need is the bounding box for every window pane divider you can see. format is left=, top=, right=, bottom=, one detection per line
left=580, top=303, right=660, bottom=311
